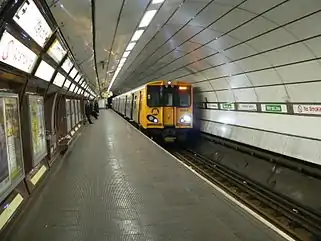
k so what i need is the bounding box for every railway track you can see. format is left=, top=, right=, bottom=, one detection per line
left=171, top=148, right=321, bottom=241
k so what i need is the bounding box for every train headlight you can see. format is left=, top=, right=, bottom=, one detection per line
left=147, top=115, right=158, bottom=123
left=180, top=114, right=191, bottom=123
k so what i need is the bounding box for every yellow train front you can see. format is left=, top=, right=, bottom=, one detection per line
left=112, top=80, right=193, bottom=142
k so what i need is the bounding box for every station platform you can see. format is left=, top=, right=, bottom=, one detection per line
left=3, top=110, right=289, bottom=241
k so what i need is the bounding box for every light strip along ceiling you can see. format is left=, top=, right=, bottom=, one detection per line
left=107, top=0, right=165, bottom=92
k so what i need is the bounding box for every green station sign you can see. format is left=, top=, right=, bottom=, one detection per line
left=220, top=103, right=235, bottom=110
left=265, top=104, right=282, bottom=112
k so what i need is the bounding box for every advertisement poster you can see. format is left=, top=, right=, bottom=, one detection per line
left=0, top=99, right=9, bottom=184
left=0, top=31, right=38, bottom=73
left=29, top=96, right=47, bottom=165
left=0, top=94, right=24, bottom=203
left=13, top=0, right=52, bottom=47
left=47, top=39, right=66, bottom=63
left=4, top=98, right=23, bottom=179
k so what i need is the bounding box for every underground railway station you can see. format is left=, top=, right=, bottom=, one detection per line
left=0, top=0, right=321, bottom=240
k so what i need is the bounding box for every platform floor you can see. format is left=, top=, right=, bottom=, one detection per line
left=4, top=110, right=288, bottom=241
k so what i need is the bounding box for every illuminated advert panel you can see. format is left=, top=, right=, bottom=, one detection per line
left=47, top=39, right=66, bottom=63
left=69, top=83, right=76, bottom=92
left=63, top=79, right=71, bottom=89
left=53, top=72, right=65, bottom=87
left=74, top=74, right=82, bottom=83
left=0, top=31, right=37, bottom=73
left=69, top=68, right=78, bottom=79
left=62, top=58, right=73, bottom=73
left=13, top=0, right=52, bottom=47
left=35, top=61, right=55, bottom=82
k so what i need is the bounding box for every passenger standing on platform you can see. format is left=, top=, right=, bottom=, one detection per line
left=90, top=101, right=98, bottom=120
left=85, top=101, right=93, bottom=124
left=94, top=100, right=99, bottom=114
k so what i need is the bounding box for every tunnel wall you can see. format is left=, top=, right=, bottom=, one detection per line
left=188, top=0, right=321, bottom=165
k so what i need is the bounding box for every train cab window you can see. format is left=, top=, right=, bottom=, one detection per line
left=162, top=86, right=174, bottom=107
left=147, top=86, right=161, bottom=107
left=174, top=86, right=191, bottom=107
left=147, top=85, right=191, bottom=107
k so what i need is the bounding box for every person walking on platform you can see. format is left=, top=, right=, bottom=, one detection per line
left=85, top=101, right=93, bottom=124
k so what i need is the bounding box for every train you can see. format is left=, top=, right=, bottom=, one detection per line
left=112, top=80, right=193, bottom=142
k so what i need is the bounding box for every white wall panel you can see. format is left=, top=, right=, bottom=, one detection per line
left=241, top=0, right=286, bottom=15
left=277, top=61, right=321, bottom=83
left=233, top=88, right=257, bottom=102
left=207, top=35, right=239, bottom=51
left=305, top=36, right=321, bottom=56
left=206, top=53, right=229, bottom=66
left=193, top=81, right=213, bottom=91
left=247, top=69, right=283, bottom=86
left=263, top=0, right=321, bottom=26
left=202, top=109, right=321, bottom=141
left=216, top=90, right=235, bottom=102
left=235, top=54, right=272, bottom=72
left=200, top=119, right=321, bottom=165
left=224, top=44, right=257, bottom=60
left=197, top=91, right=218, bottom=102
left=229, top=17, right=276, bottom=42
left=249, top=28, right=296, bottom=52
left=285, top=11, right=321, bottom=39
left=265, top=43, right=314, bottom=66
left=255, top=86, right=288, bottom=102
left=209, top=77, right=230, bottom=90
left=286, top=82, right=321, bottom=102
left=226, top=74, right=252, bottom=88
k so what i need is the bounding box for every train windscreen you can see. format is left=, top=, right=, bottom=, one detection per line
left=147, top=85, right=191, bottom=107
left=174, top=86, right=191, bottom=107
left=147, top=86, right=162, bottom=107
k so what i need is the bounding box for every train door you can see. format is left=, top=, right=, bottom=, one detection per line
left=162, top=86, right=175, bottom=126
left=133, top=93, right=139, bottom=123
left=130, top=93, right=134, bottom=119
left=138, top=91, right=142, bottom=125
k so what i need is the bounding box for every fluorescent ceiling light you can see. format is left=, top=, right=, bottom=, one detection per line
left=119, top=58, right=126, bottom=65
left=131, top=29, right=144, bottom=41
left=152, top=0, right=164, bottom=3
left=139, top=10, right=157, bottom=28
left=126, top=42, right=136, bottom=51
left=123, top=51, right=130, bottom=58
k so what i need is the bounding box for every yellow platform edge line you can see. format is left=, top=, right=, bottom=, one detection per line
left=31, top=165, right=47, bottom=186
left=0, top=194, right=23, bottom=231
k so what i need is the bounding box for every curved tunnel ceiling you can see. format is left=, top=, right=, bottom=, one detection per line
left=46, top=0, right=321, bottom=101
